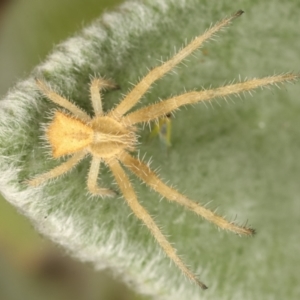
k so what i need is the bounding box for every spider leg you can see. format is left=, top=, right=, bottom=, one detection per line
left=109, top=10, right=244, bottom=120
left=27, top=151, right=86, bottom=187
left=121, top=152, right=255, bottom=236
left=90, top=78, right=117, bottom=116
left=123, top=74, right=299, bottom=125
left=36, top=79, right=91, bottom=122
left=87, top=156, right=116, bottom=197
left=105, top=157, right=208, bottom=289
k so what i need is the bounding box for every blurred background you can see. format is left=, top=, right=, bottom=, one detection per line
left=0, top=0, right=145, bottom=299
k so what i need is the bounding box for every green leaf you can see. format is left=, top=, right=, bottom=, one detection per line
left=1, top=0, right=300, bottom=299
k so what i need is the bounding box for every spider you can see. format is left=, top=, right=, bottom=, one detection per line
left=28, top=10, right=298, bottom=289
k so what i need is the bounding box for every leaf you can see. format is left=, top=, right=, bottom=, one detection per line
left=1, top=0, right=300, bottom=299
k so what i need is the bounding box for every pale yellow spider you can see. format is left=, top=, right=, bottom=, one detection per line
left=28, top=10, right=298, bottom=289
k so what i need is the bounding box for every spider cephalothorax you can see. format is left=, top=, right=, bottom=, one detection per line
left=28, top=10, right=299, bottom=289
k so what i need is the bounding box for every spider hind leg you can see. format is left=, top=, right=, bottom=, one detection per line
left=36, top=79, right=91, bottom=122
left=27, top=151, right=86, bottom=187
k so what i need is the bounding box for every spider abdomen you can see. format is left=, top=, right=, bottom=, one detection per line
left=47, top=111, right=93, bottom=158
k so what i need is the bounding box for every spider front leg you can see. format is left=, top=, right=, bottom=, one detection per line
left=122, top=74, right=299, bottom=125
left=28, top=151, right=86, bottom=187
left=89, top=78, right=117, bottom=116
left=105, top=157, right=208, bottom=289
left=87, top=156, right=116, bottom=197
left=109, top=10, right=244, bottom=120
left=121, top=152, right=254, bottom=236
